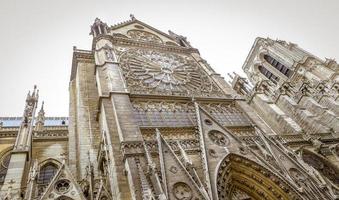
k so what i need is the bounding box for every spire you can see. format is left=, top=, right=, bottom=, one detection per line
left=35, top=101, right=45, bottom=132
left=90, top=18, right=108, bottom=37
left=23, top=85, right=39, bottom=126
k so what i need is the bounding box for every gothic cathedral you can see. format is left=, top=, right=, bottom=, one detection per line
left=0, top=15, right=338, bottom=200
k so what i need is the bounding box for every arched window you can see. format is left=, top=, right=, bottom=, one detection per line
left=258, top=65, right=279, bottom=84
left=36, top=163, right=59, bottom=197
left=264, top=54, right=292, bottom=77
left=38, top=163, right=58, bottom=184
left=0, top=152, right=11, bottom=185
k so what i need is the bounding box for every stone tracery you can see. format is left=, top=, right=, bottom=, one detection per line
left=119, top=49, right=223, bottom=96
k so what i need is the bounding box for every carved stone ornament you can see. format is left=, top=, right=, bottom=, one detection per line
left=54, top=179, right=71, bottom=194
left=127, top=30, right=163, bottom=44
left=119, top=49, right=222, bottom=97
left=208, top=130, right=229, bottom=146
left=172, top=182, right=193, bottom=200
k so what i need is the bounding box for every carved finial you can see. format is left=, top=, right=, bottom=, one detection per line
left=130, top=14, right=136, bottom=20
left=26, top=91, right=31, bottom=100
left=177, top=141, right=192, bottom=167
left=142, top=140, right=156, bottom=172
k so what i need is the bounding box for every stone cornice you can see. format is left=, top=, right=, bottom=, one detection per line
left=92, top=34, right=199, bottom=55
left=70, top=48, right=95, bottom=81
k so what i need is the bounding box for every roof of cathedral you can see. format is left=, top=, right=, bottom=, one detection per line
left=0, top=117, right=68, bottom=127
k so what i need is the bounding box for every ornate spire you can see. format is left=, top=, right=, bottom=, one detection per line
left=23, top=85, right=39, bottom=126
left=35, top=101, right=45, bottom=132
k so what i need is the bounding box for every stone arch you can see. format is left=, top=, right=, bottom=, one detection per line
left=253, top=63, right=280, bottom=85
left=216, top=154, right=301, bottom=200
left=263, top=54, right=292, bottom=78
left=38, top=158, right=62, bottom=168
left=301, top=148, right=339, bottom=185
left=36, top=158, right=61, bottom=197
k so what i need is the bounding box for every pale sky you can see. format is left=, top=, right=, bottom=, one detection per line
left=0, top=0, right=338, bottom=116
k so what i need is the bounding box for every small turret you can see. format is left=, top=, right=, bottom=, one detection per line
left=90, top=18, right=108, bottom=37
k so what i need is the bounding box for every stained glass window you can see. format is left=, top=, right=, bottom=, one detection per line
left=38, top=164, right=58, bottom=184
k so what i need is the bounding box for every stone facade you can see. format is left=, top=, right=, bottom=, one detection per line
left=0, top=16, right=338, bottom=200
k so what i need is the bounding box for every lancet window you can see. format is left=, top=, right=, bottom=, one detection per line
left=258, top=65, right=279, bottom=84
left=264, top=54, right=292, bottom=77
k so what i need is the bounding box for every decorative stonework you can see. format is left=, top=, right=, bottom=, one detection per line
left=127, top=30, right=163, bottom=44
left=217, top=154, right=302, bottom=200
left=54, top=179, right=71, bottom=194
left=132, top=100, right=196, bottom=127
left=172, top=182, right=192, bottom=200
left=208, top=130, right=229, bottom=146
left=302, top=150, right=339, bottom=185
left=119, top=49, right=223, bottom=97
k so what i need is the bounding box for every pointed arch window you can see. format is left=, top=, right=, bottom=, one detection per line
left=38, top=163, right=58, bottom=184
left=258, top=65, right=279, bottom=84
left=264, top=54, right=292, bottom=77
left=0, top=152, right=11, bottom=185
left=36, top=163, right=59, bottom=197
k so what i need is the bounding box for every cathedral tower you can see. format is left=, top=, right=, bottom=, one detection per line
left=0, top=16, right=338, bottom=200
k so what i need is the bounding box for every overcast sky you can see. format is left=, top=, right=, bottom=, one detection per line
left=0, top=0, right=338, bottom=116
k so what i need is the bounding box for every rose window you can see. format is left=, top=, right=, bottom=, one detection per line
left=119, top=49, right=217, bottom=96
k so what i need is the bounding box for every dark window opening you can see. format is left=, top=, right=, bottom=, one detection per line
left=37, top=164, right=58, bottom=184
left=264, top=54, right=292, bottom=78
left=258, top=65, right=279, bottom=84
